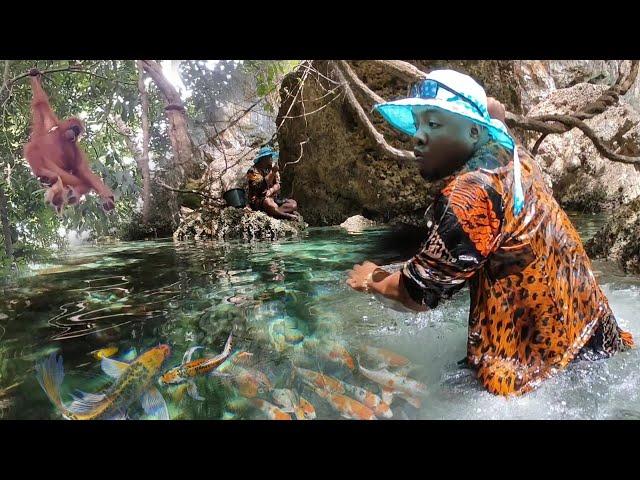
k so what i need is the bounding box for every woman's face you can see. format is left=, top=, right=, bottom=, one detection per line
left=256, top=156, right=274, bottom=170
left=411, top=107, right=476, bottom=181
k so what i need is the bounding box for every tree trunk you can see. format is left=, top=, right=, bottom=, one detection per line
left=136, top=61, right=152, bottom=224
left=0, top=182, right=13, bottom=261
left=1, top=61, right=13, bottom=261
left=139, top=60, right=202, bottom=184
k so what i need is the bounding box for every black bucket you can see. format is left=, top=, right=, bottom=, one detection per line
left=223, top=188, right=247, bottom=208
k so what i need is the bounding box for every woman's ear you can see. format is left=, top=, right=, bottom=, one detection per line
left=469, top=125, right=481, bottom=144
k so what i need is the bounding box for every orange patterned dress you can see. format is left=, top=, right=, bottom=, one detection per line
left=402, top=141, right=634, bottom=396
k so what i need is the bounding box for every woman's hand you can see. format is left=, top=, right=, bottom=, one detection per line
left=346, top=261, right=383, bottom=292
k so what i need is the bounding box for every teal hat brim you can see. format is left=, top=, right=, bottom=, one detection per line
left=253, top=149, right=279, bottom=164
left=374, top=98, right=514, bottom=151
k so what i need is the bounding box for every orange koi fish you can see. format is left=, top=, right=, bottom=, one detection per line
left=272, top=388, right=316, bottom=420
left=361, top=345, right=411, bottom=368
left=218, top=351, right=272, bottom=398
left=159, top=332, right=233, bottom=401
left=294, top=366, right=391, bottom=418
left=249, top=398, right=292, bottom=420
left=358, top=361, right=426, bottom=409
left=311, top=386, right=377, bottom=420
left=295, top=338, right=355, bottom=371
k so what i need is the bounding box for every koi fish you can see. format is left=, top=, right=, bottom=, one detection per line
left=249, top=398, right=292, bottom=420
left=159, top=332, right=233, bottom=401
left=272, top=388, right=316, bottom=420
left=361, top=345, right=411, bottom=368
left=294, top=338, right=355, bottom=371
left=294, top=367, right=391, bottom=418
left=36, top=345, right=171, bottom=420
left=358, top=362, right=427, bottom=409
left=227, top=396, right=292, bottom=420
left=91, top=346, right=118, bottom=360
left=218, top=351, right=272, bottom=398
left=311, top=386, right=377, bottom=420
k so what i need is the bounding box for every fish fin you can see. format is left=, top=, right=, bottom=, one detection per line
left=119, top=348, right=137, bottom=362
left=140, top=386, right=170, bottom=420
left=35, top=353, right=66, bottom=412
left=68, top=390, right=107, bottom=415
left=106, top=408, right=128, bottom=420
left=222, top=411, right=237, bottom=420
left=100, top=356, right=129, bottom=378
left=187, top=380, right=205, bottom=401
left=182, top=346, right=204, bottom=364
left=381, top=387, right=394, bottom=405
left=208, top=370, right=232, bottom=378
left=221, top=332, right=233, bottom=356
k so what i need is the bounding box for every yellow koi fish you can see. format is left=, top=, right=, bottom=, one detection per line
left=294, top=366, right=391, bottom=418
left=272, top=388, right=316, bottom=420
left=159, top=332, right=233, bottom=401
left=36, top=345, right=171, bottom=420
left=91, top=346, right=118, bottom=360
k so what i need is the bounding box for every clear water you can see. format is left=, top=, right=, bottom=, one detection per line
left=1, top=213, right=639, bottom=420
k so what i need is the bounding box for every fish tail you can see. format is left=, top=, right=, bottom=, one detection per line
left=620, top=330, right=634, bottom=348
left=35, top=353, right=69, bottom=417
left=222, top=331, right=234, bottom=357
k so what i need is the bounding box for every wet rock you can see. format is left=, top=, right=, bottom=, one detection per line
left=526, top=83, right=640, bottom=211
left=173, top=206, right=306, bottom=242
left=586, top=196, right=640, bottom=273
left=339, top=215, right=378, bottom=232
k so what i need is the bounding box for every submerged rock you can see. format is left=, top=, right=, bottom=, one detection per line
left=586, top=196, right=640, bottom=273
left=173, top=206, right=307, bottom=242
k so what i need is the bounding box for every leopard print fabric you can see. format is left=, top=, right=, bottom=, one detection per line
left=402, top=141, right=634, bottom=396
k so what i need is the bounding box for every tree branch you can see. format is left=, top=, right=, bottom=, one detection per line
left=156, top=180, right=218, bottom=200
left=337, top=60, right=385, bottom=105
left=333, top=64, right=414, bottom=162
left=375, top=60, right=427, bottom=83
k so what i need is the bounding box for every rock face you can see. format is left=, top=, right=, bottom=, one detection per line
left=587, top=196, right=640, bottom=273
left=277, top=60, right=524, bottom=227
left=514, top=60, right=640, bottom=114
left=526, top=83, right=640, bottom=211
left=173, top=206, right=306, bottom=242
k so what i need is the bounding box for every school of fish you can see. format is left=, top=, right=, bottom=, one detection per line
left=36, top=323, right=427, bottom=420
